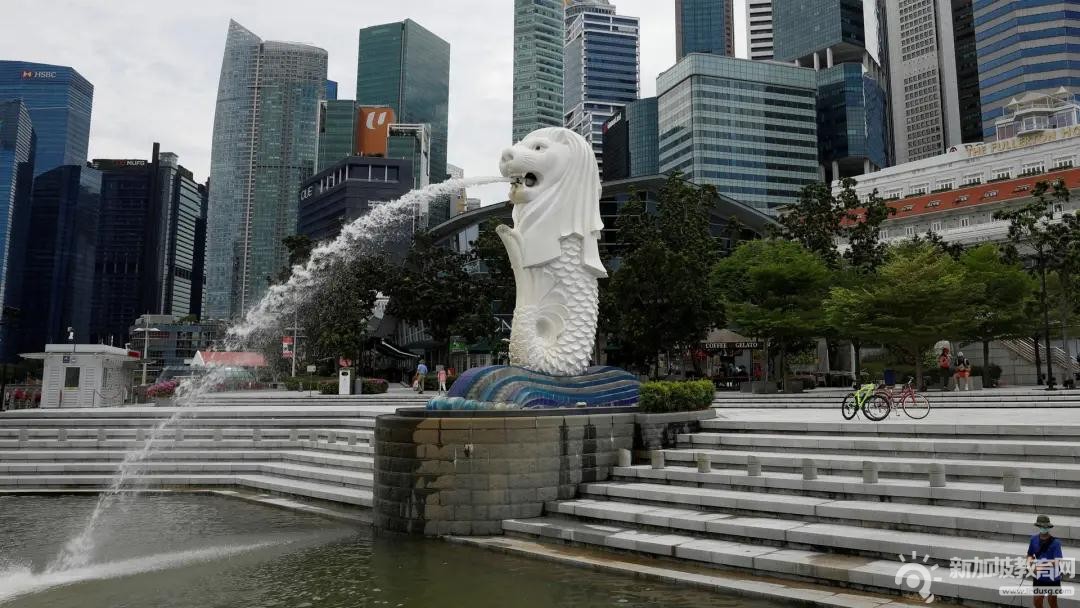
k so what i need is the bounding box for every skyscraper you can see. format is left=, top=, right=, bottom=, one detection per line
left=657, top=54, right=819, bottom=212
left=675, top=0, right=734, bottom=59
left=513, top=0, right=565, bottom=143
left=601, top=97, right=658, bottom=181
left=746, top=0, right=774, bottom=61
left=773, top=1, right=889, bottom=182
left=0, top=61, right=92, bottom=176
left=158, top=154, right=207, bottom=319
left=318, top=100, right=360, bottom=172
left=18, top=165, right=101, bottom=352
left=973, top=1, right=1080, bottom=139
left=205, top=20, right=327, bottom=319
left=325, top=79, right=339, bottom=101
left=564, top=0, right=640, bottom=171
left=357, top=20, right=449, bottom=183
left=884, top=0, right=980, bottom=164
left=0, top=100, right=34, bottom=361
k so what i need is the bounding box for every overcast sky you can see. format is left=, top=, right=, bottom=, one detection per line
left=2, top=0, right=745, bottom=204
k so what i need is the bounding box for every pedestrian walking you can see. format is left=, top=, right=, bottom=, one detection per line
left=953, top=352, right=971, bottom=391
left=938, top=347, right=952, bottom=391
left=1027, top=515, right=1065, bottom=608
left=437, top=365, right=448, bottom=394
left=414, top=360, right=428, bottom=394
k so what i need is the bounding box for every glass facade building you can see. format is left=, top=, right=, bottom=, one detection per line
left=773, top=0, right=889, bottom=181
left=18, top=165, right=101, bottom=353
left=657, top=54, right=819, bottom=213
left=0, top=100, right=35, bottom=361
left=747, top=0, right=774, bottom=60
left=564, top=1, right=640, bottom=172
left=298, top=156, right=413, bottom=244
left=0, top=61, right=92, bottom=177
left=356, top=20, right=449, bottom=183
left=973, top=0, right=1080, bottom=138
left=205, top=21, right=327, bottom=319
left=602, top=96, right=658, bottom=181
left=160, top=157, right=207, bottom=319
left=675, top=0, right=735, bottom=59
left=513, top=0, right=565, bottom=143
left=318, top=100, right=360, bottom=172
left=325, top=79, right=338, bottom=101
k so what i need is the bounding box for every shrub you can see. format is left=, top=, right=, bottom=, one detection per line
left=318, top=381, right=337, bottom=395
left=639, top=380, right=713, bottom=413
left=361, top=378, right=388, bottom=394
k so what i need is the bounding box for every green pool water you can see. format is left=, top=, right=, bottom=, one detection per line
left=0, top=494, right=781, bottom=608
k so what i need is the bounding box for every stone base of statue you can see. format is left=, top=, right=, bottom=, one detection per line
left=426, top=365, right=640, bottom=411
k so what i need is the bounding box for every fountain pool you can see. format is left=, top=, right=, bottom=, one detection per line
left=0, top=494, right=782, bottom=608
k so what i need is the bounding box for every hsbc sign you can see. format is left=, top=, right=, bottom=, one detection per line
left=21, top=70, right=57, bottom=79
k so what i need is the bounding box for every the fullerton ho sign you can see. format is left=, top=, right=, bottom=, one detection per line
left=962, top=125, right=1080, bottom=159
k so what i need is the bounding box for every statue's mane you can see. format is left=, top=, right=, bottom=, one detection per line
left=513, top=128, right=606, bottom=277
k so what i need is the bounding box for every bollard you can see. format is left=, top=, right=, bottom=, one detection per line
left=289, top=429, right=299, bottom=442
left=137, top=428, right=147, bottom=442
left=651, top=450, right=665, bottom=470
left=1002, top=468, right=1022, bottom=493
left=928, top=463, right=947, bottom=487
left=617, top=448, right=632, bottom=467
left=802, top=458, right=818, bottom=480
left=97, top=428, right=107, bottom=442
left=253, top=428, right=262, bottom=442
left=213, top=429, right=223, bottom=442
left=347, top=434, right=357, bottom=446
left=174, top=427, right=184, bottom=442
left=58, top=429, right=67, bottom=442
left=18, top=429, right=27, bottom=443
left=696, top=453, right=712, bottom=473
left=747, top=455, right=762, bottom=477
left=862, top=461, right=879, bottom=484
left=326, top=433, right=336, bottom=444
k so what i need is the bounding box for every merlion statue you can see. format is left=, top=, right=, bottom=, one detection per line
left=497, top=127, right=606, bottom=376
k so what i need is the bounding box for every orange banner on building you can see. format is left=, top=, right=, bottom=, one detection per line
left=356, top=106, right=395, bottom=157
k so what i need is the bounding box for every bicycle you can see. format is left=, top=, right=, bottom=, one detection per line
left=877, top=377, right=931, bottom=420
left=841, top=382, right=891, bottom=421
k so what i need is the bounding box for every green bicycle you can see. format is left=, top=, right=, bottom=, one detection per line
left=841, top=382, right=891, bottom=421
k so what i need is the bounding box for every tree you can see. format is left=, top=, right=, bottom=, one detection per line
left=824, top=242, right=976, bottom=388
left=602, top=176, right=726, bottom=375
left=714, top=239, right=831, bottom=390
left=958, top=244, right=1038, bottom=373
left=387, top=233, right=495, bottom=361
left=297, top=256, right=388, bottom=371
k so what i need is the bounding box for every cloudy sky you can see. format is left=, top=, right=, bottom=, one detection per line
left=3, top=0, right=745, bottom=204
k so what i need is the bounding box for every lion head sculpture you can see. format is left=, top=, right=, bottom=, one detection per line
left=499, top=127, right=606, bottom=277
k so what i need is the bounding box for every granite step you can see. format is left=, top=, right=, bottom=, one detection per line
left=0, top=461, right=374, bottom=488
left=0, top=417, right=378, bottom=429
left=545, top=498, right=1023, bottom=564
left=701, top=418, right=1080, bottom=439
left=502, top=516, right=1075, bottom=606
left=0, top=448, right=374, bottom=469
left=0, top=438, right=373, bottom=454
left=680, top=432, right=1080, bottom=462
left=662, top=447, right=1080, bottom=487
left=0, top=472, right=373, bottom=506
left=585, top=474, right=1080, bottom=521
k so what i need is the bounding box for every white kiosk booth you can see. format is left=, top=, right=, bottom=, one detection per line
left=22, top=344, right=139, bottom=408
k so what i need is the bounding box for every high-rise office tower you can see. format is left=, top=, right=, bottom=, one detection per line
left=158, top=153, right=207, bottom=319
left=205, top=20, right=327, bottom=319
left=973, top=1, right=1080, bottom=139
left=513, top=0, right=565, bottom=143
left=18, top=165, right=101, bottom=352
left=0, top=61, right=92, bottom=176
left=658, top=54, right=819, bottom=212
left=675, top=0, right=735, bottom=59
left=317, top=100, right=361, bottom=172
left=774, top=1, right=889, bottom=182
left=746, top=0, right=774, bottom=60
left=885, top=0, right=982, bottom=164
left=0, top=100, right=35, bottom=361
left=325, top=79, right=338, bottom=101
left=601, top=97, right=658, bottom=181
left=564, top=0, right=640, bottom=172
left=357, top=20, right=450, bottom=183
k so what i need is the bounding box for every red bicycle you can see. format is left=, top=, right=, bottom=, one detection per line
left=877, top=377, right=931, bottom=419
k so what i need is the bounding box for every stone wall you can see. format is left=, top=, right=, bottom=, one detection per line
left=373, top=409, right=635, bottom=536
left=633, top=410, right=716, bottom=453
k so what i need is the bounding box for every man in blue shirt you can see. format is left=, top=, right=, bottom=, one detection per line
left=414, top=360, right=429, bottom=394
left=1027, top=515, right=1065, bottom=608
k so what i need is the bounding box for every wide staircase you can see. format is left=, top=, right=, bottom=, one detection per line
left=504, top=410, right=1080, bottom=606
left=712, top=386, right=1080, bottom=408
left=0, top=391, right=428, bottom=508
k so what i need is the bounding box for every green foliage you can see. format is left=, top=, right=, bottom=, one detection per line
left=959, top=244, right=1038, bottom=366
left=824, top=242, right=976, bottom=386
left=318, top=381, right=337, bottom=395
left=638, top=380, right=714, bottom=413
left=602, top=175, right=726, bottom=373
left=361, top=378, right=389, bottom=394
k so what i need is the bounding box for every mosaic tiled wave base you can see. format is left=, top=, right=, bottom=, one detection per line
left=426, top=365, right=640, bottom=410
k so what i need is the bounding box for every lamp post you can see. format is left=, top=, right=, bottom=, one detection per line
left=132, top=317, right=160, bottom=386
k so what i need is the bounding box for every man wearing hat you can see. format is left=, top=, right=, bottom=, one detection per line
left=1027, top=515, right=1065, bottom=608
